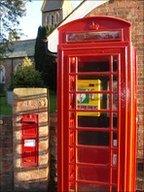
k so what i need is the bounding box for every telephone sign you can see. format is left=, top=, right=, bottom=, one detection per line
left=57, top=16, right=137, bottom=192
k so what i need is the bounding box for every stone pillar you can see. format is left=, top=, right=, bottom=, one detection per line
left=13, top=88, right=49, bottom=192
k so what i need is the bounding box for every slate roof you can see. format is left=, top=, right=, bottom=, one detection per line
left=5, top=39, right=35, bottom=58
left=42, top=0, right=63, bottom=12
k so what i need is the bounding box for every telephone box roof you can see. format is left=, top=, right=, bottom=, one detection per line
left=47, top=0, right=109, bottom=53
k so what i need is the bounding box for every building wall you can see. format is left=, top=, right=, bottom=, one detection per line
left=62, top=0, right=73, bottom=19
left=2, top=56, right=34, bottom=89
left=42, top=10, right=63, bottom=29
left=42, top=0, right=74, bottom=29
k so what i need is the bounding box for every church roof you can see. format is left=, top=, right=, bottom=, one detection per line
left=42, top=0, right=63, bottom=13
left=5, top=39, right=35, bottom=58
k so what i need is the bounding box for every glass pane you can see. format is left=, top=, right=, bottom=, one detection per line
left=77, top=113, right=110, bottom=128
left=78, top=57, right=110, bottom=72
left=76, top=93, right=110, bottom=110
left=113, top=115, right=118, bottom=128
left=76, top=93, right=101, bottom=110
left=78, top=131, right=109, bottom=146
left=77, top=165, right=110, bottom=183
left=113, top=56, right=118, bottom=72
left=77, top=75, right=110, bottom=91
left=77, top=183, right=110, bottom=192
left=77, top=147, right=110, bottom=164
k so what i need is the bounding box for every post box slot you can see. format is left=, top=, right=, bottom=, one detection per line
left=22, top=123, right=37, bottom=138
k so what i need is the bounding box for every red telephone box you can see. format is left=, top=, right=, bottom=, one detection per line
left=57, top=16, right=137, bottom=192
left=21, top=114, right=38, bottom=167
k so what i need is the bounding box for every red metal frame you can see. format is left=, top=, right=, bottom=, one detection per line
left=57, top=16, right=137, bottom=192
left=21, top=114, right=38, bottom=167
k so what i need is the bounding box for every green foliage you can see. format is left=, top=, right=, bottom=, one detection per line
left=34, top=26, right=56, bottom=92
left=0, top=0, right=30, bottom=59
left=0, top=83, right=5, bottom=96
left=0, top=96, right=12, bottom=115
left=9, top=57, right=44, bottom=89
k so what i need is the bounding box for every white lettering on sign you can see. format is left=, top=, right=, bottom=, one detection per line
left=24, top=139, right=36, bottom=147
left=66, top=31, right=121, bottom=43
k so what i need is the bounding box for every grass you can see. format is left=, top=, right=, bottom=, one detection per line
left=49, top=91, right=56, bottom=113
left=0, top=96, right=12, bottom=116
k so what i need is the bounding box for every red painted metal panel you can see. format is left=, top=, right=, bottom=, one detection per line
left=21, top=114, right=38, bottom=167
left=57, top=16, right=137, bottom=192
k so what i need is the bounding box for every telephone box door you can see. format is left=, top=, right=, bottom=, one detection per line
left=61, top=52, right=124, bottom=192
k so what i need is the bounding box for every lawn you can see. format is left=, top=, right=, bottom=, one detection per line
left=0, top=96, right=12, bottom=116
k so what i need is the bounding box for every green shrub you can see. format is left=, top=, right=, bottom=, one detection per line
left=9, top=57, right=44, bottom=90
left=0, top=83, right=5, bottom=96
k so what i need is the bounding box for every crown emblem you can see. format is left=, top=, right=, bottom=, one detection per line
left=89, top=21, right=100, bottom=30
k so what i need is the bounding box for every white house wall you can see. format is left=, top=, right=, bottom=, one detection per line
left=48, top=0, right=109, bottom=52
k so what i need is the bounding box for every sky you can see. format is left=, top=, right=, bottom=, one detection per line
left=19, top=0, right=43, bottom=40
left=19, top=0, right=83, bottom=40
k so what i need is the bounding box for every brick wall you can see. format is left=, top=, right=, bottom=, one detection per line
left=87, top=0, right=144, bottom=190
left=0, top=116, right=13, bottom=192
left=13, top=88, right=49, bottom=192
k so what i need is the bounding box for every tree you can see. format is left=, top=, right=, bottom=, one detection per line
left=34, top=26, right=56, bottom=92
left=9, top=57, right=44, bottom=89
left=0, top=0, right=30, bottom=59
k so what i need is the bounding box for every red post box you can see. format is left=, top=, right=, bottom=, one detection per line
left=21, top=114, right=38, bottom=167
left=57, top=16, right=137, bottom=192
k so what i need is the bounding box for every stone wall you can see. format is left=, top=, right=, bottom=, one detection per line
left=13, top=88, right=49, bottom=192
